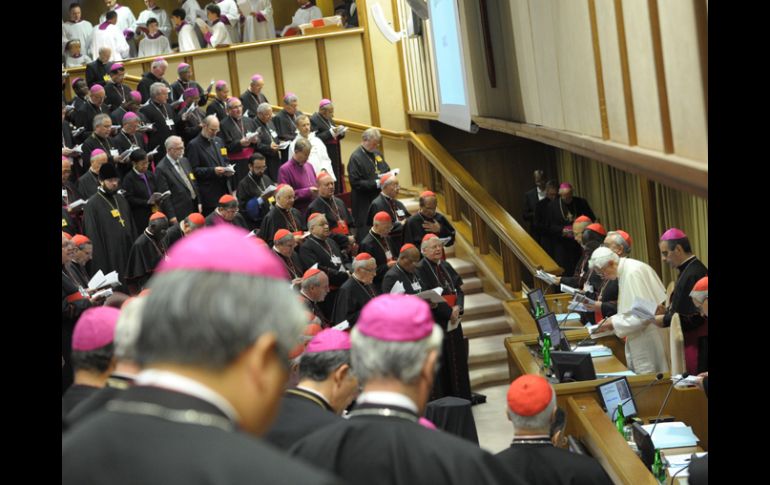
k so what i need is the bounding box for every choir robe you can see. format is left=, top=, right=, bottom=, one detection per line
left=348, top=146, right=390, bottom=235
left=310, top=112, right=346, bottom=193
left=65, top=53, right=92, bottom=68
left=77, top=170, right=102, bottom=201
left=91, top=22, right=130, bottom=61
left=215, top=0, right=241, bottom=41
left=205, top=19, right=233, bottom=47
left=175, top=21, right=202, bottom=52
left=307, top=195, right=355, bottom=251
left=359, top=230, right=398, bottom=291
left=204, top=210, right=248, bottom=229
left=495, top=442, right=613, bottom=485
left=282, top=3, right=322, bottom=35
left=171, top=80, right=208, bottom=107
left=139, top=100, right=180, bottom=160
left=104, top=81, right=132, bottom=113
left=62, top=386, right=341, bottom=485
left=254, top=117, right=282, bottom=180
left=62, top=269, right=92, bottom=391
left=220, top=115, right=260, bottom=185
left=241, top=0, right=275, bottom=42
left=121, top=168, right=173, bottom=233
left=85, top=58, right=113, bottom=87
left=206, top=97, right=228, bottom=121
left=62, top=384, right=100, bottom=417
left=240, top=90, right=269, bottom=120
left=110, top=129, right=147, bottom=180
left=289, top=401, right=519, bottom=485
left=63, top=19, right=94, bottom=55
left=403, top=211, right=456, bottom=248
left=99, top=4, right=136, bottom=36
left=155, top=156, right=200, bottom=221
left=74, top=102, right=111, bottom=143
left=662, top=256, right=708, bottom=374
left=366, top=193, right=410, bottom=248
left=544, top=196, right=596, bottom=277
left=236, top=171, right=275, bottom=230
left=125, top=230, right=167, bottom=292
left=186, top=133, right=233, bottom=215
left=134, top=7, right=172, bottom=38
left=278, top=158, right=317, bottom=216
left=137, top=71, right=170, bottom=103
left=415, top=258, right=471, bottom=401
left=331, top=275, right=378, bottom=326
left=83, top=188, right=137, bottom=279
left=181, top=0, right=208, bottom=46
left=137, top=33, right=171, bottom=58
left=259, top=205, right=306, bottom=246
left=264, top=387, right=340, bottom=450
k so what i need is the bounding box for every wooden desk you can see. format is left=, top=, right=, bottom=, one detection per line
left=567, top=397, right=703, bottom=485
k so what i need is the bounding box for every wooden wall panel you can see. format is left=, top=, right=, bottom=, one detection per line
left=325, top=36, right=372, bottom=124
left=193, top=53, right=231, bottom=90
left=234, top=48, right=278, bottom=104
left=528, top=0, right=565, bottom=130
left=381, top=138, right=413, bottom=188
left=594, top=0, right=630, bottom=145
left=507, top=0, right=541, bottom=123
left=278, top=41, right=324, bottom=113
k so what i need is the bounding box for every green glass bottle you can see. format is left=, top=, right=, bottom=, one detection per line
left=652, top=449, right=666, bottom=482
left=535, top=301, right=544, bottom=318
left=615, top=404, right=625, bottom=436
left=542, top=332, right=551, bottom=374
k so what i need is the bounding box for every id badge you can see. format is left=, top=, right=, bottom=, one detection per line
left=188, top=173, right=196, bottom=181
left=411, top=281, right=422, bottom=292
left=111, top=209, right=121, bottom=218
left=110, top=149, right=119, bottom=158
left=62, top=189, right=68, bottom=198
left=270, top=129, right=278, bottom=138
left=62, top=218, right=68, bottom=227
left=385, top=250, right=393, bottom=260
left=396, top=209, right=405, bottom=218
left=330, top=255, right=342, bottom=266
left=165, top=119, right=175, bottom=127
left=220, top=147, right=228, bottom=156
left=583, top=283, right=594, bottom=294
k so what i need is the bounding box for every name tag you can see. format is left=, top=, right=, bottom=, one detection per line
left=165, top=119, right=175, bottom=127
left=220, top=147, right=228, bottom=156
left=385, top=250, right=393, bottom=260
left=62, top=218, right=68, bottom=227
left=411, top=281, right=422, bottom=292
left=188, top=173, right=196, bottom=181
left=62, top=189, right=68, bottom=198
left=583, top=283, right=594, bottom=294
left=330, top=255, right=342, bottom=266
left=111, top=209, right=121, bottom=218
left=375, top=155, right=383, bottom=162
left=396, top=209, right=405, bottom=218
left=268, top=196, right=275, bottom=204
left=103, top=74, right=110, bottom=82
left=270, top=130, right=278, bottom=138
left=110, top=149, right=119, bottom=158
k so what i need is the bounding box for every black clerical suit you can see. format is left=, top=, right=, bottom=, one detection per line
left=171, top=79, right=208, bottom=107
left=359, top=230, right=398, bottom=290
left=162, top=222, right=185, bottom=248
left=121, top=168, right=173, bottom=233
left=125, top=230, right=167, bottom=292
left=62, top=384, right=100, bottom=417
left=382, top=263, right=424, bottom=295
left=534, top=197, right=556, bottom=257
left=523, top=187, right=543, bottom=236
left=348, top=146, right=390, bottom=235
left=136, top=71, right=170, bottom=103
left=104, top=81, right=132, bottom=113
left=274, top=248, right=305, bottom=282
left=186, top=133, right=233, bottom=215
left=83, top=187, right=136, bottom=282
left=155, top=155, right=200, bottom=221
left=310, top=112, right=346, bottom=193
left=260, top=204, right=306, bottom=246
left=219, top=115, right=259, bottom=185
left=62, top=120, right=75, bottom=151
left=264, top=387, right=341, bottom=450
left=331, top=275, right=378, bottom=327
left=63, top=386, right=341, bottom=485
left=77, top=169, right=101, bottom=201
left=206, top=97, right=228, bottom=121
left=544, top=196, right=596, bottom=276
left=495, top=441, right=613, bottom=485
left=74, top=102, right=111, bottom=144
left=663, top=256, right=708, bottom=374
left=240, top=90, right=268, bottom=119
left=110, top=129, right=147, bottom=180
left=254, top=117, right=282, bottom=180
left=367, top=193, right=410, bottom=248
left=403, top=211, right=456, bottom=248
left=289, top=399, right=520, bottom=485
left=236, top=171, right=275, bottom=231
left=179, top=106, right=205, bottom=144
left=85, top=58, right=112, bottom=87
left=139, top=100, right=179, bottom=160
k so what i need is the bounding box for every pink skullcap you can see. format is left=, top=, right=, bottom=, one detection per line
left=574, top=215, right=592, bottom=223
left=559, top=183, right=572, bottom=190
left=62, top=155, right=69, bottom=161
left=90, top=85, right=104, bottom=93
left=71, top=307, right=120, bottom=351
left=692, top=276, right=708, bottom=292
left=251, top=74, right=263, bottom=82
left=306, top=329, right=351, bottom=353
left=660, top=228, right=687, bottom=241
left=122, top=111, right=139, bottom=122
left=615, top=229, right=632, bottom=246
left=319, top=98, right=332, bottom=108
left=130, top=90, right=142, bottom=102
left=90, top=148, right=106, bottom=157
left=355, top=252, right=373, bottom=261
left=156, top=225, right=288, bottom=280
left=177, top=63, right=191, bottom=72
left=400, top=243, right=417, bottom=253
left=419, top=417, right=437, bottom=430
left=420, top=190, right=436, bottom=198
left=284, top=92, right=296, bottom=99
left=109, top=62, right=124, bottom=72
left=71, top=77, right=83, bottom=87
left=183, top=87, right=198, bottom=98
left=153, top=56, right=166, bottom=62
left=373, top=211, right=391, bottom=223
left=215, top=80, right=227, bottom=89
left=357, top=294, right=434, bottom=342
left=507, top=374, right=553, bottom=416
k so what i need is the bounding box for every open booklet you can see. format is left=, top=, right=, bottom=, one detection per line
left=137, top=123, right=154, bottom=133
left=222, top=164, right=236, bottom=174
left=277, top=140, right=292, bottom=150
left=333, top=320, right=350, bottom=331
left=629, top=297, right=657, bottom=321
left=195, top=18, right=210, bottom=33
left=260, top=184, right=277, bottom=198
left=67, top=199, right=87, bottom=211
left=118, top=146, right=141, bottom=160
left=389, top=280, right=406, bottom=294
left=170, top=92, right=185, bottom=108
left=415, top=286, right=445, bottom=305
left=87, top=270, right=121, bottom=291
left=535, top=269, right=558, bottom=285
left=70, top=144, right=83, bottom=154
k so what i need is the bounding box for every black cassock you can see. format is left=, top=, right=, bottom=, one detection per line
left=125, top=231, right=167, bottom=292
left=186, top=134, right=233, bottom=215
left=495, top=442, right=613, bottom=485
left=206, top=98, right=228, bottom=121
left=162, top=223, right=184, bottom=248
left=104, top=81, right=132, bottom=112
left=85, top=59, right=112, bottom=87
left=62, top=270, right=92, bottom=392
left=83, top=188, right=137, bottom=279
left=63, top=386, right=340, bottom=485
left=121, top=169, right=173, bottom=233
left=310, top=112, right=346, bottom=193
left=74, top=102, right=111, bottom=142
left=77, top=170, right=102, bottom=200
left=62, top=384, right=100, bottom=417
left=171, top=80, right=208, bottom=107
left=219, top=115, right=259, bottom=185
left=240, top=90, right=268, bottom=119
left=302, top=293, right=332, bottom=328
left=331, top=276, right=378, bottom=326
left=273, top=109, right=302, bottom=163
left=290, top=402, right=519, bottom=485
left=415, top=258, right=471, bottom=401
left=300, top=235, right=350, bottom=318
left=254, top=118, right=282, bottom=181
left=359, top=231, right=398, bottom=291
left=236, top=172, right=275, bottom=231
left=664, top=256, right=708, bottom=374
left=139, top=101, right=180, bottom=160
left=534, top=197, right=556, bottom=258
left=366, top=193, right=410, bottom=248
left=347, top=146, right=390, bottom=235
left=259, top=205, right=306, bottom=246
left=264, top=387, right=341, bottom=450
left=307, top=195, right=355, bottom=251
left=274, top=249, right=305, bottom=282
left=204, top=210, right=248, bottom=229
left=403, top=211, right=456, bottom=248
left=178, top=106, right=204, bottom=144
left=136, top=72, right=169, bottom=103
left=561, top=246, right=604, bottom=325
left=80, top=133, right=116, bottom=178
left=110, top=129, right=147, bottom=180
left=544, top=196, right=596, bottom=276
left=382, top=263, right=423, bottom=295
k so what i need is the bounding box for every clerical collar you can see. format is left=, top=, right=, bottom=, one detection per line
left=135, top=369, right=240, bottom=424
left=678, top=255, right=696, bottom=271
left=146, top=31, right=164, bottom=39
left=381, top=192, right=392, bottom=200
left=356, top=391, right=418, bottom=414
left=99, top=21, right=110, bottom=30
left=511, top=435, right=552, bottom=446
left=175, top=21, right=188, bottom=33
left=537, top=186, right=546, bottom=200
left=294, top=385, right=333, bottom=408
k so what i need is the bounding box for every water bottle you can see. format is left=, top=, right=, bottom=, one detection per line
left=535, top=301, right=544, bottom=318
left=615, top=404, right=625, bottom=436
left=542, top=332, right=551, bottom=374
left=652, top=448, right=666, bottom=482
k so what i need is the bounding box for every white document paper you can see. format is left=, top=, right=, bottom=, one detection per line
left=119, top=146, right=140, bottom=160
left=67, top=199, right=87, bottom=211
left=535, top=269, right=558, bottom=285
left=629, top=297, right=657, bottom=321
left=195, top=18, right=209, bottom=33
left=571, top=345, right=613, bottom=358
left=309, top=263, right=319, bottom=270
left=333, top=320, right=350, bottom=331
left=146, top=148, right=159, bottom=158
left=641, top=422, right=699, bottom=449
left=277, top=141, right=291, bottom=150
left=416, top=287, right=445, bottom=304
left=389, top=280, right=406, bottom=294
left=137, top=123, right=154, bottom=132
left=87, top=270, right=105, bottom=290
left=560, top=283, right=578, bottom=295
left=664, top=452, right=707, bottom=478
left=71, top=144, right=83, bottom=154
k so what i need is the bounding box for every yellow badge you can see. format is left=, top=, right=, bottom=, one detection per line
left=188, top=173, right=196, bottom=181
left=62, top=218, right=68, bottom=227
left=111, top=209, right=121, bottom=218
left=220, top=147, right=228, bottom=156
left=268, top=196, right=275, bottom=205
left=103, top=74, right=110, bottom=82
left=151, top=206, right=159, bottom=213
left=375, top=155, right=382, bottom=162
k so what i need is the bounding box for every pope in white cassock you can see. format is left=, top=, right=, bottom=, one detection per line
left=589, top=247, right=670, bottom=374
left=289, top=115, right=336, bottom=182
left=92, top=12, right=130, bottom=61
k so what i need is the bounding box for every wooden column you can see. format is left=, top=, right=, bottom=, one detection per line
left=502, top=246, right=522, bottom=293
left=227, top=51, right=240, bottom=95
left=271, top=45, right=285, bottom=102
left=316, top=39, right=331, bottom=100
left=639, top=176, right=662, bottom=275
left=471, top=212, right=489, bottom=255
left=356, top=0, right=382, bottom=127
left=443, top=183, right=460, bottom=221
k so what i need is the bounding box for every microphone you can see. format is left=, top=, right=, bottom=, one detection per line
left=611, top=373, right=664, bottom=421
left=649, top=373, right=690, bottom=437
left=573, top=317, right=609, bottom=348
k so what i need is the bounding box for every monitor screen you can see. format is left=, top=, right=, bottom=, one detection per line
left=527, top=288, right=550, bottom=316
left=596, top=377, right=638, bottom=420
left=551, top=351, right=596, bottom=383
left=536, top=313, right=570, bottom=351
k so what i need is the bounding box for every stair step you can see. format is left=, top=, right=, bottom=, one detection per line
left=403, top=198, right=420, bottom=214
left=468, top=334, right=509, bottom=365
left=460, top=277, right=483, bottom=294
left=445, top=258, right=476, bottom=277
left=469, top=363, right=510, bottom=389
left=462, top=315, right=511, bottom=338
left=443, top=245, right=456, bottom=257
left=462, top=293, right=503, bottom=319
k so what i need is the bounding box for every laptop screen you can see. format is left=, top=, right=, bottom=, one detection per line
left=535, top=313, right=568, bottom=350
left=527, top=288, right=550, bottom=316
left=597, top=377, right=638, bottom=420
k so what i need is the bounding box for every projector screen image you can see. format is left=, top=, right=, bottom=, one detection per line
left=428, top=0, right=472, bottom=132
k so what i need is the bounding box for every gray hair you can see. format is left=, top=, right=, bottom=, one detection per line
left=307, top=214, right=327, bottom=231
left=294, top=138, right=312, bottom=154
left=605, top=232, right=631, bottom=256
left=257, top=102, right=273, bottom=116
left=150, top=82, right=168, bottom=99
left=98, top=46, right=112, bottom=56
left=138, top=270, right=306, bottom=370
left=508, top=390, right=557, bottom=435
left=151, top=58, right=168, bottom=70
left=164, top=135, right=183, bottom=150
left=203, top=114, right=218, bottom=127
left=588, top=246, right=619, bottom=271
left=93, top=113, right=111, bottom=130
left=421, top=237, right=442, bottom=252
left=283, top=93, right=298, bottom=105
left=352, top=257, right=375, bottom=271
left=300, top=271, right=325, bottom=291
left=381, top=175, right=397, bottom=189
left=114, top=297, right=146, bottom=361
left=297, top=349, right=351, bottom=381
left=296, top=114, right=310, bottom=125
left=362, top=128, right=381, bottom=142
left=350, top=324, right=443, bottom=385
